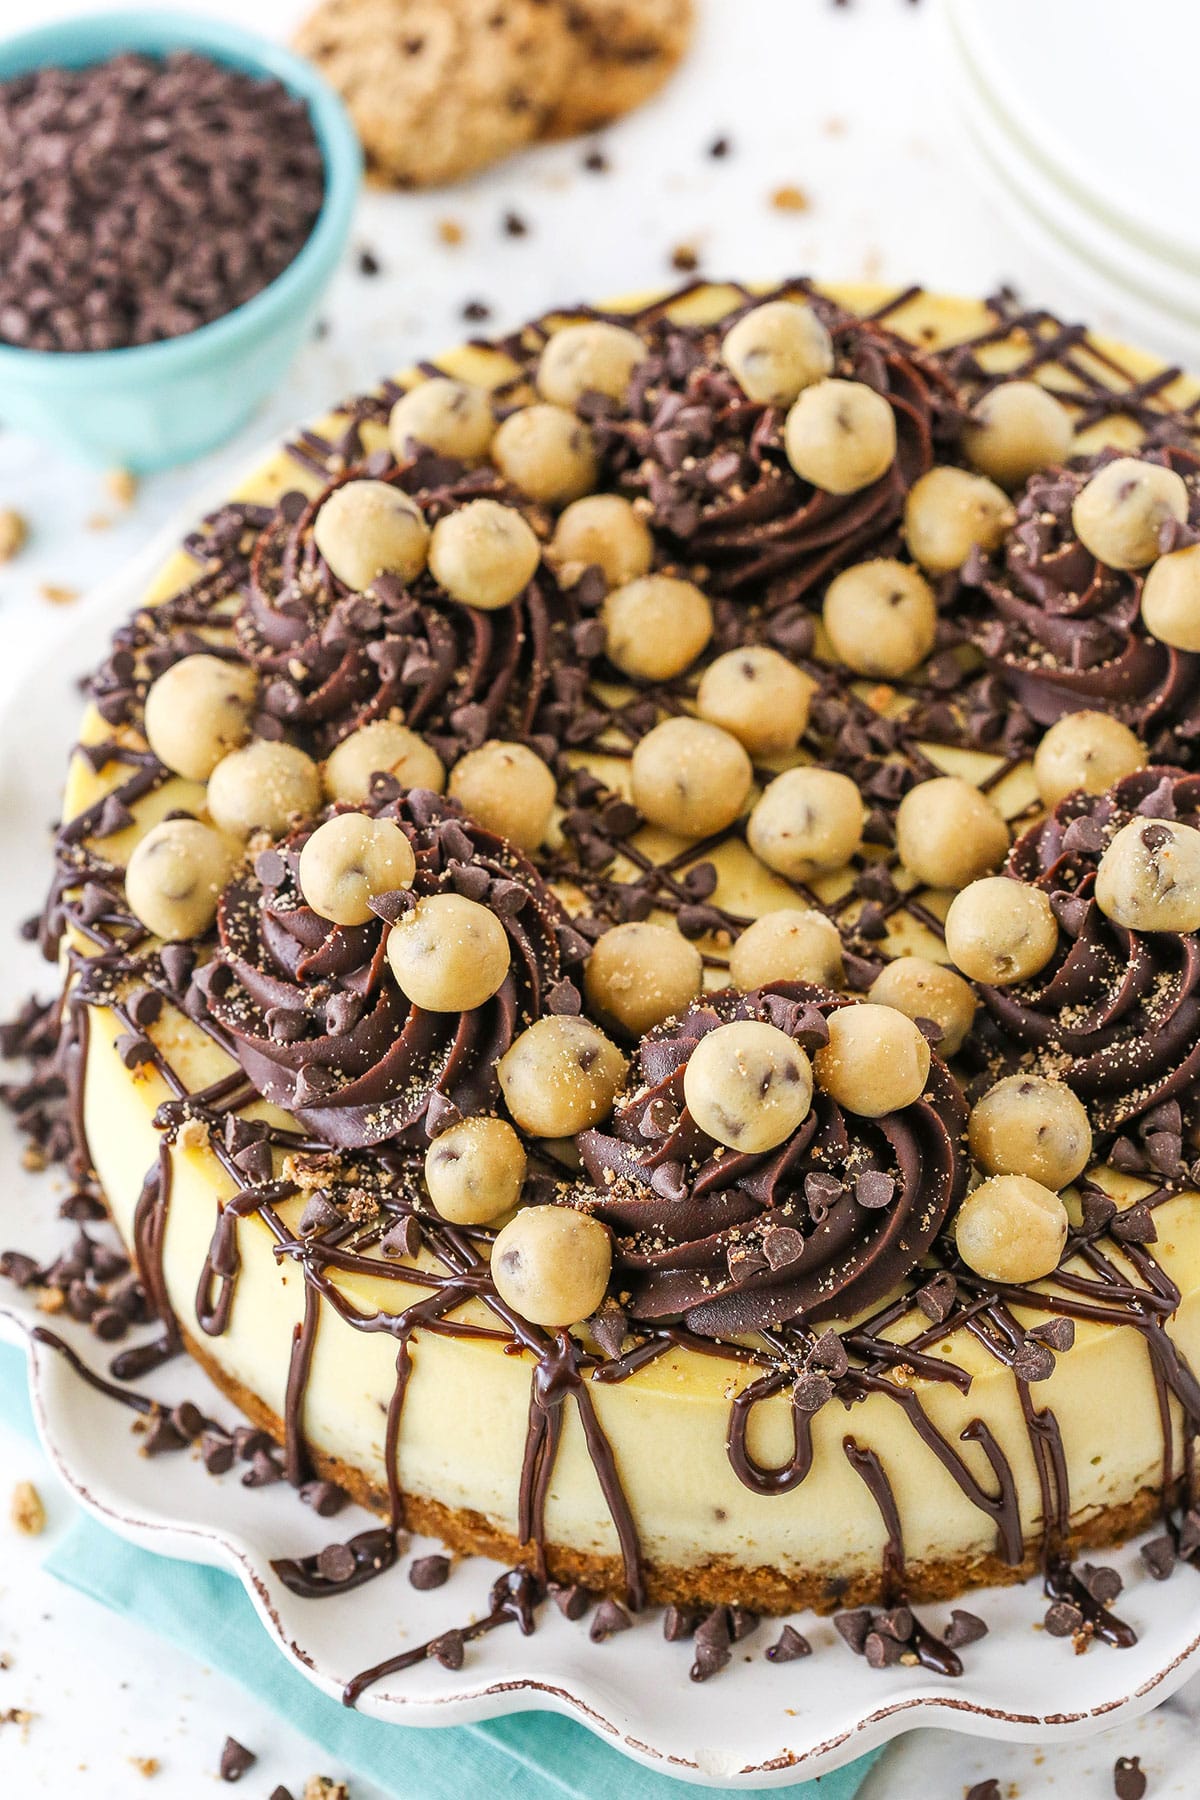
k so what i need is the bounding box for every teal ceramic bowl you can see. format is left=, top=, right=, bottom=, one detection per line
left=0, top=12, right=362, bottom=471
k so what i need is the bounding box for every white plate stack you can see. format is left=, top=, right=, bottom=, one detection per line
left=937, top=0, right=1200, bottom=368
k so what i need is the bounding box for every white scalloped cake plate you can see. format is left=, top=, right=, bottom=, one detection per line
left=4, top=492, right=1200, bottom=1789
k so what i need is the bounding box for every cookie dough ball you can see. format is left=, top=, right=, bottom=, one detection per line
left=1141, top=543, right=1200, bottom=651
left=969, top=1075, right=1093, bottom=1191
left=695, top=646, right=815, bottom=756
left=537, top=320, right=647, bottom=407
left=429, top=498, right=541, bottom=610
left=1033, top=712, right=1147, bottom=810
left=388, top=378, right=495, bottom=463
left=822, top=559, right=938, bottom=679
left=386, top=892, right=511, bottom=1012
left=729, top=908, right=843, bottom=992
left=895, top=777, right=1009, bottom=890
left=549, top=493, right=653, bottom=588
left=747, top=767, right=866, bottom=882
left=324, top=720, right=446, bottom=805
left=297, top=812, right=416, bottom=927
left=491, top=1204, right=613, bottom=1329
left=630, top=716, right=752, bottom=837
left=311, top=480, right=430, bottom=591
left=424, top=1117, right=527, bottom=1226
left=683, top=1019, right=813, bottom=1153
left=497, top=1016, right=627, bottom=1136
left=491, top=404, right=598, bottom=506
left=962, top=381, right=1074, bottom=488
left=584, top=921, right=703, bottom=1037
left=944, top=877, right=1059, bottom=984
left=1072, top=457, right=1189, bottom=570
left=125, top=819, right=236, bottom=941
left=902, top=466, right=1012, bottom=576
left=955, top=1175, right=1068, bottom=1285
left=207, top=741, right=321, bottom=839
left=813, top=1002, right=931, bottom=1117
left=602, top=575, right=713, bottom=682
left=447, top=740, right=557, bottom=851
left=784, top=378, right=897, bottom=495
left=868, top=956, right=977, bottom=1058
left=720, top=299, right=834, bottom=407
left=142, top=654, right=257, bottom=782
left=1094, top=816, right=1200, bottom=932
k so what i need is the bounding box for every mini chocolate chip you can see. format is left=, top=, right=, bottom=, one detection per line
left=1111, top=1204, right=1157, bottom=1244
left=762, top=1225, right=804, bottom=1269
left=1140, top=1535, right=1176, bottom=1581
left=793, top=1369, right=834, bottom=1411
left=943, top=1608, right=988, bottom=1648
left=728, top=1606, right=759, bottom=1642
left=1044, top=1599, right=1083, bottom=1637
left=430, top=1628, right=466, bottom=1669
left=550, top=1582, right=590, bottom=1620
left=1012, top=1339, right=1056, bottom=1383
left=242, top=1447, right=283, bottom=1488
left=915, top=1270, right=957, bottom=1323
left=1113, top=1756, right=1148, bottom=1800
left=317, top=1543, right=356, bottom=1583
left=966, top=1784, right=1001, bottom=1800
left=200, top=1429, right=235, bottom=1475
left=298, top=1193, right=342, bottom=1236
left=1028, top=1316, right=1075, bottom=1352
left=300, top=1479, right=347, bottom=1518
left=219, top=1737, right=256, bottom=1782
left=834, top=1608, right=872, bottom=1655
left=765, top=1623, right=811, bottom=1662
left=1083, top=1563, right=1123, bottom=1604
left=409, top=1553, right=450, bottom=1590
left=810, top=1327, right=849, bottom=1378
left=590, top=1597, right=631, bottom=1641
left=855, top=1170, right=895, bottom=1209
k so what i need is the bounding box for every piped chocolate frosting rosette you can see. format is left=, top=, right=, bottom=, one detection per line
left=237, top=461, right=589, bottom=760
left=577, top=985, right=968, bottom=1336
left=599, top=295, right=959, bottom=615
left=964, top=447, right=1200, bottom=753
left=975, top=767, right=1200, bottom=1142
left=196, top=788, right=585, bottom=1150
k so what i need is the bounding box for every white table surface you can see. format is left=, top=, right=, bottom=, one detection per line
left=2, top=1, right=1199, bottom=1793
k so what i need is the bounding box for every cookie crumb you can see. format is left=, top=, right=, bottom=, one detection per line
left=0, top=509, right=27, bottom=562
left=770, top=184, right=809, bottom=213
left=461, top=299, right=492, bottom=322
left=0, top=1708, right=34, bottom=1741
left=130, top=1756, right=160, bottom=1778
left=582, top=147, right=609, bottom=173
left=670, top=243, right=700, bottom=274
left=436, top=218, right=465, bottom=247
left=38, top=583, right=80, bottom=606
left=105, top=468, right=138, bottom=507
left=10, top=1481, right=45, bottom=1536
left=303, top=1780, right=350, bottom=1800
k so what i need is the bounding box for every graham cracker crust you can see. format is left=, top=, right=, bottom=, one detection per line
left=179, top=1321, right=1171, bottom=1615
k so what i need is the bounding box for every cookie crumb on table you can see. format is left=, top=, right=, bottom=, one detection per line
left=129, top=1756, right=160, bottom=1778
left=770, top=184, right=810, bottom=212
left=304, top=1779, right=350, bottom=1800
left=0, top=509, right=27, bottom=563
left=37, top=583, right=80, bottom=606
left=104, top=468, right=138, bottom=508
left=437, top=218, right=465, bottom=248
left=9, top=1480, right=45, bottom=1536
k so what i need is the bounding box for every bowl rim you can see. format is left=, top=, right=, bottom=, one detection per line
left=0, top=8, right=362, bottom=384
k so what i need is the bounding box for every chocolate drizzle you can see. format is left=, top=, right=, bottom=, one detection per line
left=200, top=789, right=579, bottom=1148
left=578, top=986, right=968, bottom=1334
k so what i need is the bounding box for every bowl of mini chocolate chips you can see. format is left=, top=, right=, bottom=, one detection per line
left=0, top=11, right=362, bottom=469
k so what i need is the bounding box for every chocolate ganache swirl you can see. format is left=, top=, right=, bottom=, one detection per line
left=976, top=767, right=1200, bottom=1140
left=577, top=986, right=967, bottom=1336
left=596, top=292, right=961, bottom=613
left=197, top=788, right=584, bottom=1150
left=238, top=457, right=593, bottom=761
left=963, top=446, right=1200, bottom=756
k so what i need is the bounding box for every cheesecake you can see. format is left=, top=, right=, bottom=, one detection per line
left=28, top=280, right=1200, bottom=1688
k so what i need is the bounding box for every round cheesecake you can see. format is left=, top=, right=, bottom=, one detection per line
left=44, top=281, right=1200, bottom=1644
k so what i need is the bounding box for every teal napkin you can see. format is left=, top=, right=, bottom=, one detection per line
left=0, top=1341, right=878, bottom=1797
